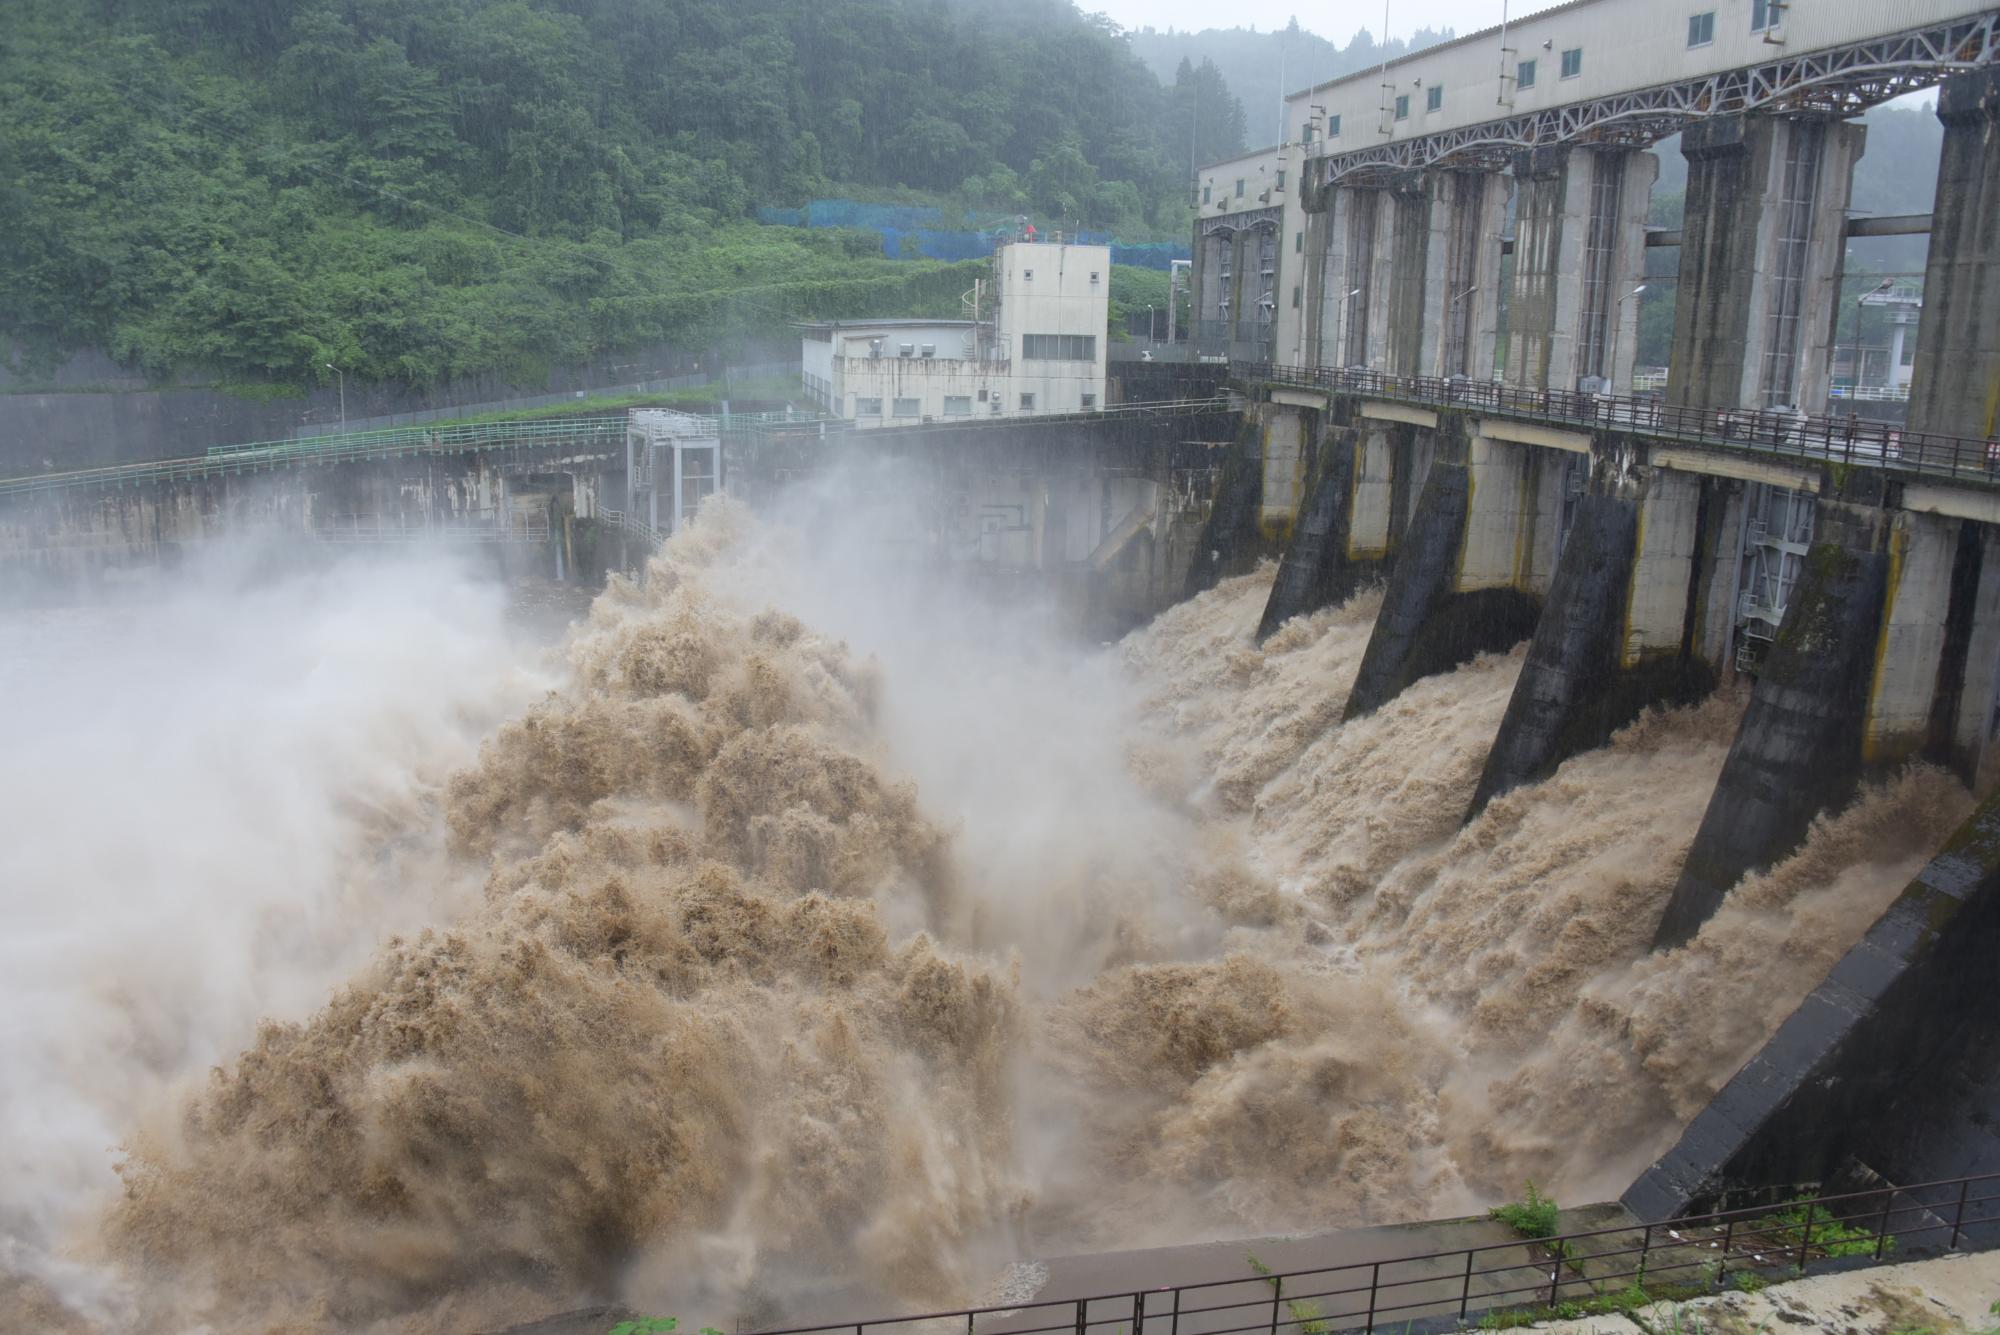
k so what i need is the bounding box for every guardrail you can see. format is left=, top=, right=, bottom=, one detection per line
left=600, top=509, right=666, bottom=549
left=0, top=396, right=1225, bottom=503
left=0, top=416, right=632, bottom=500
left=311, top=512, right=551, bottom=544
left=1237, top=363, right=2000, bottom=485
left=754, top=1173, right=1998, bottom=1335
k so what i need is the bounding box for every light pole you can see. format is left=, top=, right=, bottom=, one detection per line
left=1148, top=303, right=1156, bottom=343
left=1438, top=284, right=1479, bottom=377
left=324, top=362, right=346, bottom=433
left=1848, top=278, right=1895, bottom=405
left=1335, top=287, right=1362, bottom=369
left=1605, top=284, right=1647, bottom=396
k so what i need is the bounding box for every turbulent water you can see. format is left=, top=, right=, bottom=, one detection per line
left=0, top=507, right=1975, bottom=1333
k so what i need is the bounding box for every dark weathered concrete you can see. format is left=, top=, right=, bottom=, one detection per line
left=1504, top=147, right=1570, bottom=390
left=1184, top=416, right=1275, bottom=599
left=1625, top=786, right=2000, bottom=1240
left=1255, top=417, right=1412, bottom=640
left=1667, top=116, right=1775, bottom=411
left=1343, top=425, right=1542, bottom=719
left=1905, top=68, right=2000, bottom=449
left=1469, top=473, right=1719, bottom=819
left=1667, top=115, right=1863, bottom=413
left=1653, top=502, right=1890, bottom=949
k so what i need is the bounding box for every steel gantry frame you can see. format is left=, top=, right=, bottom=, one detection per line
left=1303, top=12, right=2000, bottom=187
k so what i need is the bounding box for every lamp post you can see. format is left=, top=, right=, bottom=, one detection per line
left=1335, top=286, right=1362, bottom=369
left=1605, top=284, right=1648, bottom=396
left=1848, top=278, right=1895, bottom=405
left=324, top=362, right=346, bottom=433
left=1438, top=284, right=1479, bottom=377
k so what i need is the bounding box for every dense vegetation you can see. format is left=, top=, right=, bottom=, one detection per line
left=0, top=0, right=1249, bottom=388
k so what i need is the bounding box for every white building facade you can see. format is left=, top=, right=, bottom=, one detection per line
left=801, top=240, right=1110, bottom=427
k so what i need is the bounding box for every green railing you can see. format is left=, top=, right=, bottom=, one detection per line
left=0, top=415, right=633, bottom=499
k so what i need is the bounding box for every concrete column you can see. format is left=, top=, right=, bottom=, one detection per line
left=1505, top=146, right=1654, bottom=392
left=1625, top=788, right=2000, bottom=1220
left=1666, top=114, right=1865, bottom=413
left=1343, top=421, right=1549, bottom=718
left=1257, top=417, right=1415, bottom=640
left=1420, top=170, right=1510, bottom=380
left=1383, top=174, right=1432, bottom=377
left=1363, top=190, right=1400, bottom=371
left=1503, top=148, right=1576, bottom=389
left=1653, top=499, right=1892, bottom=949
left=1258, top=403, right=1310, bottom=533
left=1304, top=183, right=1336, bottom=369
left=1905, top=68, right=2000, bottom=446
left=1946, top=528, right=2000, bottom=782
left=1864, top=512, right=1960, bottom=765
left=1597, top=152, right=1658, bottom=393
left=1470, top=462, right=1721, bottom=816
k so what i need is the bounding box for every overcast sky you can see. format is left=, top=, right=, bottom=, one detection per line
left=1084, top=0, right=1538, bottom=44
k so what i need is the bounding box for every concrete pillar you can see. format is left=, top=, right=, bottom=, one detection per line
left=1504, top=148, right=1572, bottom=390
left=1864, top=512, right=1960, bottom=765
left=1505, top=147, right=1655, bottom=392
left=1383, top=173, right=1432, bottom=377
left=1946, top=528, right=2000, bottom=782
left=1666, top=114, right=1865, bottom=413
left=1336, top=188, right=1387, bottom=370
left=1420, top=170, right=1510, bottom=381
left=1258, top=404, right=1310, bottom=533
left=1469, top=463, right=1718, bottom=817
left=1343, top=421, right=1549, bottom=718
left=1653, top=499, right=1892, bottom=949
left=1256, top=417, right=1416, bottom=640
left=1625, top=788, right=2000, bottom=1220
left=1905, top=68, right=2000, bottom=446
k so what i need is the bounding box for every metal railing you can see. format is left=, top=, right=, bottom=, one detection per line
left=0, top=416, right=631, bottom=500
left=311, top=511, right=550, bottom=544
left=753, top=1173, right=1998, bottom=1335
left=600, top=509, right=666, bottom=549
left=1236, top=363, right=2000, bottom=485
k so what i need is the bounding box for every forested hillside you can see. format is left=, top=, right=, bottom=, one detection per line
left=1128, top=20, right=1454, bottom=147
left=0, top=0, right=1245, bottom=388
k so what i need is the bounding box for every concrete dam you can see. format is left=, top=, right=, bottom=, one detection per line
left=7, top=55, right=2000, bottom=1335
left=3, top=358, right=1998, bottom=1330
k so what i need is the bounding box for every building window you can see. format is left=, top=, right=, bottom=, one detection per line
left=1203, top=183, right=1212, bottom=203
left=855, top=397, right=883, bottom=417
left=1022, top=333, right=1097, bottom=360
left=1517, top=58, right=1537, bottom=89
left=1295, top=231, right=1303, bottom=254
left=1276, top=170, right=1286, bottom=191
left=943, top=395, right=972, bottom=416
left=1751, top=0, right=1780, bottom=30
left=976, top=388, right=988, bottom=401
left=1426, top=84, right=1443, bottom=111
left=1328, top=113, right=1341, bottom=137
left=1235, top=178, right=1245, bottom=198
left=1082, top=393, right=1097, bottom=409
left=1688, top=10, right=1715, bottom=45
left=1019, top=393, right=1036, bottom=410
left=1022, top=268, right=1033, bottom=280
left=1560, top=47, right=1582, bottom=78
left=1291, top=284, right=1302, bottom=309
left=892, top=397, right=921, bottom=417
left=1090, top=271, right=1101, bottom=283
left=1394, top=94, right=1410, bottom=120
